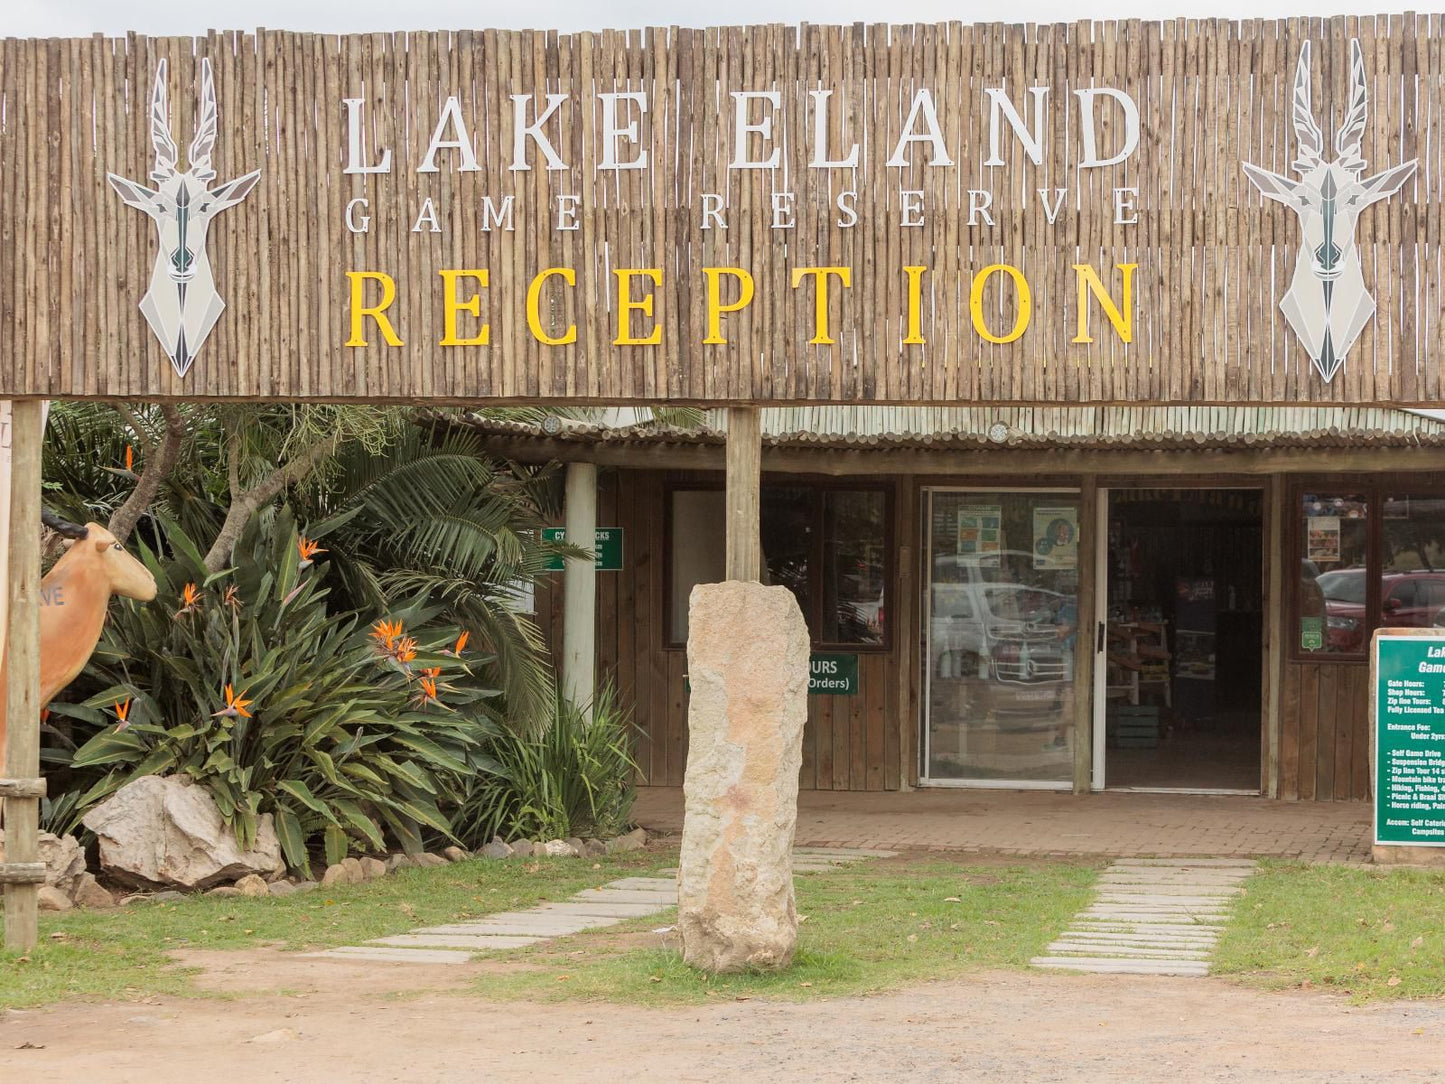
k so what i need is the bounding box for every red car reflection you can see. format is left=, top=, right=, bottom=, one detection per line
left=1318, top=569, right=1445, bottom=651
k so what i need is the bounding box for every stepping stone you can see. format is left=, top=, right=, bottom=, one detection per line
left=1033, top=957, right=1209, bottom=976
left=535, top=901, right=670, bottom=919
left=1059, top=931, right=1218, bottom=946
left=1046, top=943, right=1211, bottom=960
left=417, top=916, right=620, bottom=937
left=1112, top=859, right=1257, bottom=868
left=793, top=847, right=897, bottom=858
left=371, top=933, right=544, bottom=950
left=305, top=946, right=474, bottom=965
left=603, top=878, right=677, bottom=892
left=572, top=889, right=678, bottom=904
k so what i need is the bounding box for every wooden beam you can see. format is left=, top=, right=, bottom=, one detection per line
left=725, top=408, right=761, bottom=581
left=4, top=399, right=43, bottom=952
left=561, top=461, right=598, bottom=709
left=893, top=477, right=916, bottom=791
left=1263, top=473, right=1285, bottom=798
left=1074, top=475, right=1098, bottom=793
left=475, top=434, right=1445, bottom=480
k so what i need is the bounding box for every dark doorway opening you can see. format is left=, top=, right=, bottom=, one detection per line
left=1104, top=489, right=1263, bottom=791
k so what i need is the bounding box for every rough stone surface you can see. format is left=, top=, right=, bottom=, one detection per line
left=678, top=581, right=809, bottom=973
left=584, top=838, right=606, bottom=856
left=443, top=846, right=470, bottom=863
left=564, top=837, right=586, bottom=856
left=359, top=857, right=388, bottom=881
left=293, top=881, right=319, bottom=895
left=340, top=857, right=366, bottom=883
left=509, top=840, right=534, bottom=858
left=80, top=775, right=285, bottom=890
left=38, top=885, right=74, bottom=912
left=385, top=853, right=412, bottom=872
left=268, top=880, right=299, bottom=898
left=234, top=873, right=270, bottom=898
left=72, top=872, right=117, bottom=909
left=606, top=828, right=647, bottom=854
left=543, top=839, right=577, bottom=857
left=414, top=853, right=449, bottom=868
left=320, top=864, right=350, bottom=888
left=480, top=841, right=512, bottom=860
left=206, top=885, right=243, bottom=898
left=0, top=829, right=88, bottom=897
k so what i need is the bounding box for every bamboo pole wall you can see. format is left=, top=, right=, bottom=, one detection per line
left=0, top=17, right=1441, bottom=405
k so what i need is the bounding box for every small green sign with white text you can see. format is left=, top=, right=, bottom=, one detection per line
left=810, top=653, right=858, bottom=696
left=544, top=527, right=623, bottom=572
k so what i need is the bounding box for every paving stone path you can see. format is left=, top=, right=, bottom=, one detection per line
left=1031, top=858, right=1257, bottom=977
left=305, top=846, right=894, bottom=965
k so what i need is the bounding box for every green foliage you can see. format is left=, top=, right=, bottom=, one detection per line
left=55, top=511, right=501, bottom=867
left=455, top=684, right=639, bottom=845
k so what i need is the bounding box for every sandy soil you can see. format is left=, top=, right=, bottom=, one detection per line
left=4, top=950, right=1444, bottom=1083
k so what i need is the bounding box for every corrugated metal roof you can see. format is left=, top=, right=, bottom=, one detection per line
left=458, top=405, right=1445, bottom=451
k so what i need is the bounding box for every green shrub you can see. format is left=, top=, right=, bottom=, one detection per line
left=454, top=684, right=639, bottom=845
left=53, top=510, right=501, bottom=869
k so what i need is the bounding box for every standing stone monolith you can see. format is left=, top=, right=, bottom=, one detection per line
left=678, top=581, right=809, bottom=972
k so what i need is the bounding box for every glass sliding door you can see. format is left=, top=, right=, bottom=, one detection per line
left=923, top=488, right=1081, bottom=786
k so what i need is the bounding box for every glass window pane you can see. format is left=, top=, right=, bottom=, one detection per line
left=1299, top=492, right=1369, bottom=654
left=925, top=490, right=1080, bottom=784
left=760, top=486, right=814, bottom=632
left=669, top=490, right=726, bottom=642
left=1381, top=495, right=1445, bottom=633
left=820, top=490, right=887, bottom=645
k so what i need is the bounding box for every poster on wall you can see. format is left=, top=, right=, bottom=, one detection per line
left=956, top=505, right=1002, bottom=562
left=1032, top=507, right=1079, bottom=570
left=1307, top=516, right=1342, bottom=562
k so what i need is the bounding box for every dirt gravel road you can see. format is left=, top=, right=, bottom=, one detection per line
left=4, top=951, right=1443, bottom=1082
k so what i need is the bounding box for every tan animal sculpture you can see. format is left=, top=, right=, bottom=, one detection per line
left=0, top=515, right=158, bottom=759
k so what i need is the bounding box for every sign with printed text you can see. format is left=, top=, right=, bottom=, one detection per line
left=543, top=527, right=622, bottom=571
left=809, top=653, right=859, bottom=696
left=1373, top=633, right=1445, bottom=847
left=1, top=17, right=1443, bottom=406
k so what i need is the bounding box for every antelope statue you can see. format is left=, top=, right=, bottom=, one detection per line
left=0, top=514, right=157, bottom=763
left=107, top=57, right=260, bottom=378
left=1242, top=39, right=1418, bottom=384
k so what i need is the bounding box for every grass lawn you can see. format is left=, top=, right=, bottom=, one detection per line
left=0, top=851, right=669, bottom=1011
left=475, top=857, right=1098, bottom=1006
left=1213, top=860, right=1445, bottom=1002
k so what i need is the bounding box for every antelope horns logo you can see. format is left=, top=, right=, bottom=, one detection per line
left=107, top=58, right=260, bottom=378
left=1242, top=39, right=1417, bottom=384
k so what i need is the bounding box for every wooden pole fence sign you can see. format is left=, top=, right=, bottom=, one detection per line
left=1, top=16, right=1443, bottom=406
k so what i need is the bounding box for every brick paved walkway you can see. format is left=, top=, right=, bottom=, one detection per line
left=633, top=787, right=1372, bottom=863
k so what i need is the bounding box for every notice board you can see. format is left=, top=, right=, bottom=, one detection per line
left=1372, top=631, right=1445, bottom=848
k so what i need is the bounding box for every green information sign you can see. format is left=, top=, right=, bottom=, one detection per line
left=1374, top=634, right=1445, bottom=847
left=543, top=527, right=623, bottom=572
left=809, top=653, right=858, bottom=696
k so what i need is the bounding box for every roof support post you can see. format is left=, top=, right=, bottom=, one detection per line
left=725, top=408, right=762, bottom=582
left=3, top=400, right=44, bottom=952
left=561, top=460, right=597, bottom=711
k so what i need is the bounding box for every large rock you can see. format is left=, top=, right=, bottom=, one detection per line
left=81, top=776, right=285, bottom=890
left=0, top=829, right=87, bottom=897
left=678, top=581, right=809, bottom=973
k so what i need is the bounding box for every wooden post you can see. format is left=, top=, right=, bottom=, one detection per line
left=725, top=408, right=762, bottom=582
left=561, top=461, right=598, bottom=710
left=1263, top=473, right=1285, bottom=798
left=1073, top=475, right=1098, bottom=793
left=3, top=400, right=44, bottom=952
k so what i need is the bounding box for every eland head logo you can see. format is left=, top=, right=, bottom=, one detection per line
left=107, top=58, right=259, bottom=378
left=1243, top=40, right=1417, bottom=383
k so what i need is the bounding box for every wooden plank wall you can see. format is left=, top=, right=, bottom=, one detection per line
left=3, top=18, right=1444, bottom=405
left=1279, top=661, right=1371, bottom=801
left=537, top=467, right=905, bottom=790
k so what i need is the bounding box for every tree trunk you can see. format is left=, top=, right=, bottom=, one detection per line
left=108, top=404, right=184, bottom=545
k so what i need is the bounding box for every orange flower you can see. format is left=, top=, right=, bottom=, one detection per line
left=125, top=445, right=135, bottom=473
left=114, top=697, right=132, bottom=732
left=297, top=536, right=326, bottom=569
left=447, top=630, right=470, bottom=657
left=174, top=582, right=202, bottom=619
left=370, top=618, right=403, bottom=651
left=211, top=684, right=253, bottom=719
left=392, top=636, right=418, bottom=665
left=222, top=584, right=242, bottom=612
left=411, top=675, right=441, bottom=709
left=421, top=666, right=442, bottom=680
